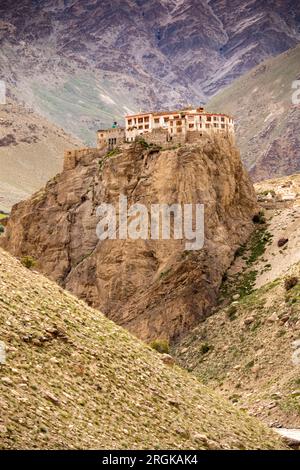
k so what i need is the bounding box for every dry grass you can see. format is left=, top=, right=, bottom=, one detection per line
left=0, top=248, right=284, bottom=450
left=174, top=262, right=300, bottom=428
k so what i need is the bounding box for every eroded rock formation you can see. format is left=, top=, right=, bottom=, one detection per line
left=1, top=136, right=257, bottom=340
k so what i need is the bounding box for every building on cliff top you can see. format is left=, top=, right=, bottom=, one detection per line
left=97, top=106, right=234, bottom=149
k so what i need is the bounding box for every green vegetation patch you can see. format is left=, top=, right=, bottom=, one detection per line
left=220, top=225, right=273, bottom=302
left=149, top=339, right=170, bottom=354
left=20, top=256, right=36, bottom=270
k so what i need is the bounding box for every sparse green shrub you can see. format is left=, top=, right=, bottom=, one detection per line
left=200, top=343, right=211, bottom=355
left=106, top=147, right=121, bottom=158
left=222, top=271, right=228, bottom=283
left=147, top=144, right=162, bottom=154
left=227, top=305, right=237, bottom=320
left=149, top=339, right=169, bottom=354
left=20, top=256, right=36, bottom=270
left=247, top=229, right=272, bottom=265
left=284, top=276, right=298, bottom=291
left=234, top=245, right=246, bottom=258
left=0, top=224, right=4, bottom=234
left=259, top=190, right=276, bottom=197
left=135, top=137, right=150, bottom=149
left=245, top=359, right=255, bottom=369
left=252, top=211, right=266, bottom=224
left=159, top=268, right=171, bottom=279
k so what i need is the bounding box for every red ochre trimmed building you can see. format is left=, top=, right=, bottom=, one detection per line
left=97, top=106, right=234, bottom=149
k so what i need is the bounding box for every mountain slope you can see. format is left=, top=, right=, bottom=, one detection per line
left=0, top=99, right=82, bottom=212
left=207, top=45, right=300, bottom=181
left=0, top=247, right=285, bottom=449
left=174, top=174, right=300, bottom=427
left=174, top=261, right=300, bottom=428
left=0, top=0, right=299, bottom=143
left=1, top=136, right=258, bottom=341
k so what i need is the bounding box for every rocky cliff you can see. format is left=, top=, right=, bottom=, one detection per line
left=1, top=137, right=258, bottom=341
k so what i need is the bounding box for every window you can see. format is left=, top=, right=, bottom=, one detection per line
left=170, top=121, right=173, bottom=126
left=154, top=118, right=159, bottom=124
left=221, top=124, right=225, bottom=129
left=176, top=120, right=181, bottom=126
left=177, top=128, right=182, bottom=133
left=145, top=124, right=149, bottom=129
left=206, top=116, right=211, bottom=122
left=205, top=124, right=210, bottom=128
left=164, top=117, right=169, bottom=122
left=189, top=124, right=194, bottom=128
left=214, top=123, right=218, bottom=128
left=214, top=116, right=218, bottom=121
left=174, top=115, right=179, bottom=119
left=144, top=116, right=149, bottom=123
left=221, top=117, right=225, bottom=122
left=128, top=119, right=132, bottom=125
left=138, top=118, right=143, bottom=123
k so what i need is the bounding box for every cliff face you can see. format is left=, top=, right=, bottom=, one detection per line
left=1, top=137, right=257, bottom=341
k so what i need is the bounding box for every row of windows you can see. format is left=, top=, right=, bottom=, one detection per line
left=127, top=121, right=229, bottom=134
left=127, top=116, right=150, bottom=125
left=127, top=115, right=231, bottom=126
left=188, top=123, right=227, bottom=129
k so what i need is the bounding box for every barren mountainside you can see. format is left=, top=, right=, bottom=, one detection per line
left=0, top=98, right=82, bottom=212
left=174, top=174, right=300, bottom=428
left=0, top=0, right=299, bottom=143
left=0, top=248, right=285, bottom=449
left=1, top=136, right=258, bottom=341
left=207, top=45, right=300, bottom=181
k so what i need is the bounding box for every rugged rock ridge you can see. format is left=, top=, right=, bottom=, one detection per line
left=1, top=136, right=258, bottom=341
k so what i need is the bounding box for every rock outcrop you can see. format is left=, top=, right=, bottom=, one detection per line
left=1, top=136, right=257, bottom=341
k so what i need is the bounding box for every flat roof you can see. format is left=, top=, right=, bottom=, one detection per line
left=125, top=110, right=233, bottom=119
left=97, top=127, right=125, bottom=132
